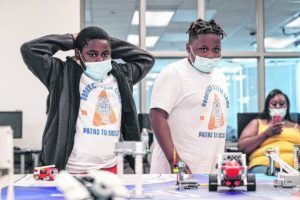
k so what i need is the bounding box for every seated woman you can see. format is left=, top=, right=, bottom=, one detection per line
left=238, top=89, right=300, bottom=173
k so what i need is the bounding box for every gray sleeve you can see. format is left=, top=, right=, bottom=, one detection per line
left=110, top=37, right=155, bottom=85
left=20, top=34, right=74, bottom=89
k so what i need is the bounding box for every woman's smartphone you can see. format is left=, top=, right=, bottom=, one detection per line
left=272, top=115, right=282, bottom=124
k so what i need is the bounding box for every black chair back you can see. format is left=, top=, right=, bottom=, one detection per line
left=138, top=113, right=151, bottom=130
left=237, top=112, right=260, bottom=139
left=290, top=113, right=300, bottom=124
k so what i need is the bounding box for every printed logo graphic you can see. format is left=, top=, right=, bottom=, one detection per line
left=93, top=90, right=117, bottom=126
left=208, top=94, right=224, bottom=130
left=81, top=110, right=87, bottom=116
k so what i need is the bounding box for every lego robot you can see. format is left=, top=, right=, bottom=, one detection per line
left=33, top=165, right=58, bottom=181
left=265, top=147, right=300, bottom=188
left=114, top=141, right=155, bottom=198
left=173, top=161, right=199, bottom=190
left=172, top=149, right=199, bottom=190
left=0, top=127, right=14, bottom=200
left=208, top=153, right=256, bottom=191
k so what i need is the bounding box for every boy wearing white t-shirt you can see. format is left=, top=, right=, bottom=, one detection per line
left=21, top=26, right=154, bottom=173
left=150, top=18, right=229, bottom=174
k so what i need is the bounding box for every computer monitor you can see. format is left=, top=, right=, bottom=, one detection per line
left=0, top=111, right=22, bottom=138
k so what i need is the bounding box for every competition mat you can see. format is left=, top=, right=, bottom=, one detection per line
left=2, top=174, right=300, bottom=200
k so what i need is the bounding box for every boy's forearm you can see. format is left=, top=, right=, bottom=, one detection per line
left=110, top=37, right=154, bottom=71
left=21, top=34, right=74, bottom=59
left=110, top=37, right=148, bottom=59
left=150, top=109, right=175, bottom=164
left=20, top=34, right=74, bottom=87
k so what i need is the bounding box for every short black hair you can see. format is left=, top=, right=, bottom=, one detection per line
left=75, top=26, right=110, bottom=51
left=259, top=89, right=292, bottom=122
left=186, top=18, right=226, bottom=42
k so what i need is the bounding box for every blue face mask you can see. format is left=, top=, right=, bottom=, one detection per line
left=78, top=53, right=112, bottom=81
left=84, top=59, right=112, bottom=81
left=190, top=46, right=221, bottom=73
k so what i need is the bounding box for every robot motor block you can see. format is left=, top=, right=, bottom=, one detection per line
left=208, top=153, right=256, bottom=192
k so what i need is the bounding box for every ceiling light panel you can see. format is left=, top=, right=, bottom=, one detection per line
left=131, top=11, right=174, bottom=26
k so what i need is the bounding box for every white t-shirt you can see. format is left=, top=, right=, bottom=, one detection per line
left=150, top=58, right=229, bottom=174
left=66, top=74, right=122, bottom=173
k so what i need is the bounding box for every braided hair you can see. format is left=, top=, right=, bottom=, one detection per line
left=186, top=18, right=226, bottom=42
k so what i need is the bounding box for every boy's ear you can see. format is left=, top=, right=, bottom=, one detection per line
left=186, top=43, right=191, bottom=53
left=74, top=48, right=80, bottom=60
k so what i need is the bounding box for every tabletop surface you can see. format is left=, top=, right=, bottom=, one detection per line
left=2, top=174, right=300, bottom=200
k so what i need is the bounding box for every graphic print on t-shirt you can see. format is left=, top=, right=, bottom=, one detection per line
left=198, top=84, right=229, bottom=139
left=208, top=94, right=224, bottom=130
left=93, top=90, right=117, bottom=126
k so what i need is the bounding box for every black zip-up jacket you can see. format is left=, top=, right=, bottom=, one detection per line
left=20, top=34, right=154, bottom=170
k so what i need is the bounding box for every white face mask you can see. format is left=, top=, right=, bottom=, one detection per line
left=189, top=46, right=221, bottom=73
left=269, top=108, right=287, bottom=119
left=78, top=52, right=112, bottom=81
left=84, top=59, right=112, bottom=81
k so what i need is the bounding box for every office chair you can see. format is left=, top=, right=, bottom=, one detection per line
left=290, top=113, right=300, bottom=125
left=138, top=113, right=151, bottom=130
left=237, top=112, right=260, bottom=140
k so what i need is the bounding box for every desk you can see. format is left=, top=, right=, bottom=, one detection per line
left=14, top=150, right=31, bottom=174
left=2, top=174, right=300, bottom=200
left=14, top=149, right=41, bottom=174
left=30, top=150, right=41, bottom=169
